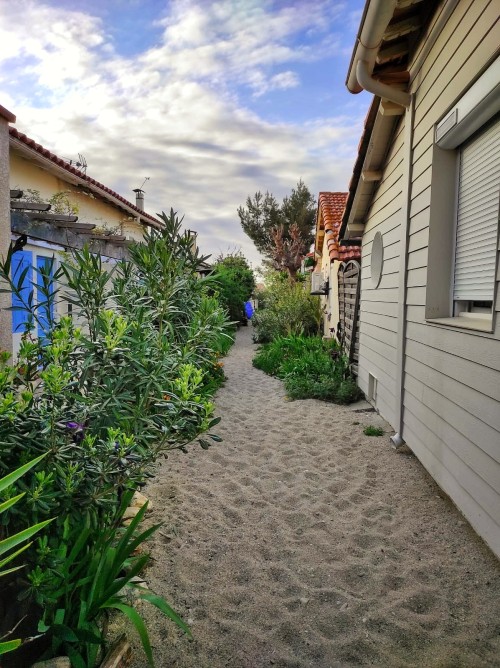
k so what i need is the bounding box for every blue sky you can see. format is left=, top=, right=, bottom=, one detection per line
left=0, top=0, right=371, bottom=268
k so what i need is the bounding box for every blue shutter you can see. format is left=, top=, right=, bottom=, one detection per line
left=11, top=250, right=33, bottom=333
left=36, top=255, right=55, bottom=341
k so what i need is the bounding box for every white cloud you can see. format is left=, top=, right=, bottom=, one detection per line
left=0, top=0, right=368, bottom=268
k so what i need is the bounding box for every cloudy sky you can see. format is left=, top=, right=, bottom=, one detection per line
left=0, top=0, right=372, bottom=268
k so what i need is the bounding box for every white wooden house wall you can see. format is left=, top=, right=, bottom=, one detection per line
left=357, top=0, right=500, bottom=556
left=358, top=124, right=404, bottom=427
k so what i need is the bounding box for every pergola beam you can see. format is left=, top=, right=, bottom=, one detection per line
left=10, top=201, right=51, bottom=211
left=25, top=211, right=78, bottom=223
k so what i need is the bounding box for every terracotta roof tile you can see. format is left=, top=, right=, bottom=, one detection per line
left=318, top=192, right=360, bottom=262
left=9, top=127, right=160, bottom=227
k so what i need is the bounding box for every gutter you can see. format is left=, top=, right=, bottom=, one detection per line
left=346, top=0, right=411, bottom=108
left=339, top=97, right=380, bottom=241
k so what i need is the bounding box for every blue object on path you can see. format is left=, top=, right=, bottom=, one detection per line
left=244, top=301, right=254, bottom=319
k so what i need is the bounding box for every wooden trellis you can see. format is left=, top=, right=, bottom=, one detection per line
left=338, top=259, right=361, bottom=375
left=10, top=189, right=132, bottom=260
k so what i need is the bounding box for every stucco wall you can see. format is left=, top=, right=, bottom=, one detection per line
left=319, top=248, right=341, bottom=340
left=10, top=151, right=145, bottom=241
left=0, top=114, right=12, bottom=354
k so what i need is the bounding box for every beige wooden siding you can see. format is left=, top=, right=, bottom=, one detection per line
left=358, top=121, right=404, bottom=427
left=401, top=0, right=500, bottom=556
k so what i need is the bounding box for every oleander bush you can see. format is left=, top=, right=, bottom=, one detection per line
left=0, top=210, right=232, bottom=666
left=253, top=334, right=362, bottom=404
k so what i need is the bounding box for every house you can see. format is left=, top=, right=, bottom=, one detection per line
left=1, top=109, right=162, bottom=357
left=340, top=0, right=500, bottom=556
left=313, top=192, right=360, bottom=344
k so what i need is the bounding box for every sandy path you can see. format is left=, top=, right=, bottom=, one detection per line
left=130, top=326, right=500, bottom=668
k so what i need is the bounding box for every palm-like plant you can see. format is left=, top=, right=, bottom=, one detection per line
left=0, top=453, right=53, bottom=655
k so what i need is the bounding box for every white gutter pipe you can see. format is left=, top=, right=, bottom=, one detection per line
left=347, top=0, right=411, bottom=108
left=356, top=60, right=411, bottom=108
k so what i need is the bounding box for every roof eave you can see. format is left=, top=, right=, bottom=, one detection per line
left=9, top=131, right=162, bottom=229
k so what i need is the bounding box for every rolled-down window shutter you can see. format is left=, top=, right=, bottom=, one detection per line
left=453, top=117, right=500, bottom=302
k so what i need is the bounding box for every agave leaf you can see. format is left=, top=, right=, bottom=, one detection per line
left=102, top=600, right=153, bottom=667
left=0, top=493, right=25, bottom=514
left=0, top=639, right=22, bottom=655
left=0, top=452, right=47, bottom=493
left=140, top=590, right=192, bottom=637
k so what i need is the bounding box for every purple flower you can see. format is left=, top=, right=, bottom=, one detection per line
left=65, top=421, right=85, bottom=444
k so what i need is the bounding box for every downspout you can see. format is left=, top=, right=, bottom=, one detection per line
left=389, top=0, right=458, bottom=447
left=347, top=0, right=410, bottom=108
left=390, top=96, right=414, bottom=449
left=356, top=60, right=411, bottom=109
left=345, top=0, right=413, bottom=444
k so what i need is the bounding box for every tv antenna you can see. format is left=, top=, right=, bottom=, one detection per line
left=138, top=177, right=150, bottom=192
left=66, top=153, right=88, bottom=174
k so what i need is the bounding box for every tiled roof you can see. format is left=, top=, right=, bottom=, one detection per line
left=9, top=127, right=160, bottom=227
left=318, top=192, right=360, bottom=262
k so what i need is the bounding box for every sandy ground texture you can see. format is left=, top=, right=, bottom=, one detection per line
left=127, top=325, right=500, bottom=668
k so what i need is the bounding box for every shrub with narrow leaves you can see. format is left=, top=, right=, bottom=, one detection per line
left=0, top=210, right=232, bottom=666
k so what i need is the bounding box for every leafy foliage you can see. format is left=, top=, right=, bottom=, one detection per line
left=253, top=334, right=362, bottom=404
left=36, top=491, right=190, bottom=668
left=0, top=209, right=232, bottom=665
left=0, top=455, right=52, bottom=657
left=238, top=180, right=316, bottom=278
left=363, top=425, right=385, bottom=437
left=212, top=252, right=255, bottom=324
left=251, top=271, right=321, bottom=343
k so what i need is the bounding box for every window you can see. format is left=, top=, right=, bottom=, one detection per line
left=11, top=250, right=33, bottom=333
left=11, top=250, right=56, bottom=340
left=36, top=255, right=55, bottom=342
left=425, top=57, right=500, bottom=332
left=452, top=117, right=500, bottom=319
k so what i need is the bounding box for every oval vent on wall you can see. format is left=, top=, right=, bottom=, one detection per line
left=371, top=231, right=384, bottom=288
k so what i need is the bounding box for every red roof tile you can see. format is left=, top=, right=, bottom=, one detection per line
left=318, top=192, right=360, bottom=262
left=9, top=127, right=160, bottom=227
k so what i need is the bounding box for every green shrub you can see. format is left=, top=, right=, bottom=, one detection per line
left=212, top=253, right=255, bottom=325
left=0, top=209, right=232, bottom=665
left=252, top=271, right=320, bottom=343
left=253, top=334, right=362, bottom=404
left=363, top=425, right=385, bottom=436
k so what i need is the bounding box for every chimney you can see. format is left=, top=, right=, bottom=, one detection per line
left=133, top=188, right=145, bottom=211
left=187, top=230, right=198, bottom=256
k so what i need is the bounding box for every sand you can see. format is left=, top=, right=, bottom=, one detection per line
left=128, top=325, right=500, bottom=668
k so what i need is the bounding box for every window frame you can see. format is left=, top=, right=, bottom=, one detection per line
left=425, top=57, right=500, bottom=334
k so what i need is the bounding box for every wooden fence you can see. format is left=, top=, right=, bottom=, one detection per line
left=338, top=259, right=361, bottom=375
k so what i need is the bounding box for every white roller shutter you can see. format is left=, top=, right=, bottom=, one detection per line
left=453, top=117, right=500, bottom=302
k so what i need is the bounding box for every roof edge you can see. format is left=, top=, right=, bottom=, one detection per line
left=339, top=97, right=380, bottom=240
left=9, top=127, right=161, bottom=227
